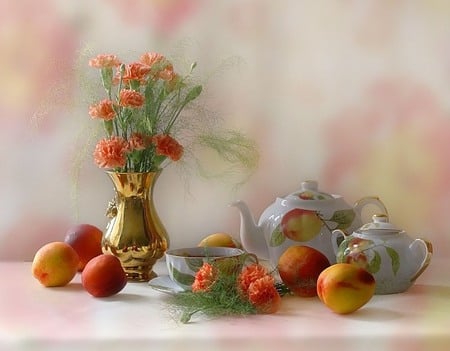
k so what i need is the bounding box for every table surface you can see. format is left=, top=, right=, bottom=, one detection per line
left=1, top=258, right=449, bottom=351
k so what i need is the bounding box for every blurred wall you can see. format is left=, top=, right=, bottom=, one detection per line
left=1, top=0, right=450, bottom=260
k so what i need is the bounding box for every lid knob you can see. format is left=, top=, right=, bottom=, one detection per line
left=372, top=214, right=389, bottom=223
left=301, top=180, right=318, bottom=191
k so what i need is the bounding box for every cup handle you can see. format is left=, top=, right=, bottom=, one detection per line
left=354, top=196, right=388, bottom=222
left=242, top=252, right=259, bottom=265
left=331, top=229, right=346, bottom=255
left=409, top=239, right=433, bottom=282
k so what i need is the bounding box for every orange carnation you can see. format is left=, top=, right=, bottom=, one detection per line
left=129, top=133, right=150, bottom=151
left=89, top=54, right=121, bottom=68
left=192, top=263, right=218, bottom=293
left=237, top=263, right=269, bottom=297
left=157, top=65, right=176, bottom=81
left=121, top=62, right=151, bottom=83
left=93, top=136, right=129, bottom=169
left=89, top=99, right=116, bottom=121
left=139, top=52, right=165, bottom=67
left=119, top=89, right=145, bottom=107
left=247, top=275, right=281, bottom=314
left=139, top=52, right=175, bottom=81
left=153, top=134, right=183, bottom=161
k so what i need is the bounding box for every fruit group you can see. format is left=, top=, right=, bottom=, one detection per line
left=317, top=263, right=376, bottom=314
left=198, top=232, right=240, bottom=248
left=64, top=224, right=103, bottom=271
left=81, top=254, right=127, bottom=297
left=32, top=242, right=79, bottom=287
left=277, top=245, right=330, bottom=297
left=281, top=209, right=322, bottom=242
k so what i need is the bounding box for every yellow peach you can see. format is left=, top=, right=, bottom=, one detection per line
left=198, top=232, right=241, bottom=248
left=317, top=263, right=375, bottom=314
left=32, top=242, right=79, bottom=287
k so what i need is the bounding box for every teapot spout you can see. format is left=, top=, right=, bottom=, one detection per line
left=230, top=200, right=269, bottom=259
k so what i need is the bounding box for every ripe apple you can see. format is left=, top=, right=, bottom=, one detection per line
left=198, top=232, right=241, bottom=248
left=281, top=208, right=322, bottom=242
left=32, top=242, right=79, bottom=287
left=64, top=224, right=103, bottom=271
left=81, top=254, right=127, bottom=297
left=277, top=245, right=330, bottom=297
left=317, top=263, right=376, bottom=314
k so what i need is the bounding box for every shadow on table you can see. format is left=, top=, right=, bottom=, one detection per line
left=345, top=283, right=450, bottom=322
left=408, top=283, right=450, bottom=298
left=344, top=307, right=403, bottom=322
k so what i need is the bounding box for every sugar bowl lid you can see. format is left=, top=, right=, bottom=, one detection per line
left=358, top=214, right=402, bottom=234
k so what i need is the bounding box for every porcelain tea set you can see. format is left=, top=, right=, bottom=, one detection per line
left=232, top=180, right=433, bottom=295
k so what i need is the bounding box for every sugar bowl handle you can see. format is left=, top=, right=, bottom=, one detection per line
left=331, top=229, right=347, bottom=256
left=409, top=239, right=433, bottom=282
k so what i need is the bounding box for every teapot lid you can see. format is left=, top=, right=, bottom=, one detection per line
left=290, top=180, right=334, bottom=201
left=358, top=214, right=402, bottom=233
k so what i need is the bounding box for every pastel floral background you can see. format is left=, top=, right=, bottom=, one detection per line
left=2, top=0, right=450, bottom=260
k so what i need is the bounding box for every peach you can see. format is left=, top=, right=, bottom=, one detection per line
left=281, top=209, right=322, bottom=242
left=81, top=254, right=127, bottom=297
left=198, top=232, right=241, bottom=248
left=278, top=245, right=330, bottom=297
left=32, top=242, right=79, bottom=287
left=317, top=263, right=375, bottom=314
left=64, top=223, right=103, bottom=271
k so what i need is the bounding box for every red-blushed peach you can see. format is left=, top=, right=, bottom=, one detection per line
left=317, top=263, right=375, bottom=314
left=32, top=242, right=79, bottom=287
left=281, top=209, right=322, bottom=242
left=277, top=245, right=330, bottom=297
left=64, top=223, right=103, bottom=271
left=81, top=254, right=127, bottom=297
left=198, top=232, right=241, bottom=248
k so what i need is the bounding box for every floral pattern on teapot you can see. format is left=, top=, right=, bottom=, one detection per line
left=269, top=208, right=356, bottom=247
left=336, top=237, right=400, bottom=278
left=232, top=180, right=389, bottom=266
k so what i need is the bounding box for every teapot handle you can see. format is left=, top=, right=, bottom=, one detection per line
left=409, top=239, right=433, bottom=282
left=353, top=196, right=388, bottom=222
left=331, top=229, right=347, bottom=256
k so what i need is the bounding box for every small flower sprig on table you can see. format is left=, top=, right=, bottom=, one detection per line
left=169, top=262, right=282, bottom=323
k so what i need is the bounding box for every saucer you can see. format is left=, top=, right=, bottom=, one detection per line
left=148, top=275, right=186, bottom=294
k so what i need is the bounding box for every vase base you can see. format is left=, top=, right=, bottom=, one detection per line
left=102, top=245, right=163, bottom=282
left=124, top=268, right=157, bottom=282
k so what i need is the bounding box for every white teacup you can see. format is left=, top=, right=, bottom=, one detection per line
left=165, top=247, right=256, bottom=291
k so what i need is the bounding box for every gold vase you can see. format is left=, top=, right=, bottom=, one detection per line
left=102, top=171, right=169, bottom=282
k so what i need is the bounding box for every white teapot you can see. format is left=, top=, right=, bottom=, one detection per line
left=332, top=214, right=433, bottom=294
left=231, top=180, right=388, bottom=266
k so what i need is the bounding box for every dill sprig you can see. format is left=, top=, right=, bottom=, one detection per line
left=168, top=271, right=257, bottom=323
